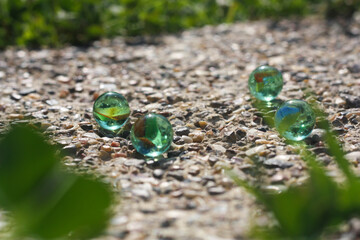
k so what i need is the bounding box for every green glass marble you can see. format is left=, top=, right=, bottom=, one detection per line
left=275, top=100, right=315, bottom=141
left=93, top=92, right=130, bottom=132
left=130, top=113, right=173, bottom=158
left=248, top=65, right=283, bottom=101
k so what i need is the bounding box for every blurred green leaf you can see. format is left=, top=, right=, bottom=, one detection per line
left=0, top=125, right=114, bottom=239
left=0, top=125, right=59, bottom=208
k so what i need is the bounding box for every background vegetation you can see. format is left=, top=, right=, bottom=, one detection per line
left=0, top=0, right=359, bottom=48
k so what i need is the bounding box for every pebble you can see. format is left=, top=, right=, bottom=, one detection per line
left=111, top=141, right=121, bottom=147
left=198, top=121, right=208, bottom=129
left=8, top=114, right=24, bottom=120
left=10, top=93, right=22, bottom=101
left=132, top=189, right=151, bottom=200
left=189, top=131, right=205, bottom=143
left=245, top=145, right=266, bottom=156
left=188, top=165, right=201, bottom=175
left=99, top=150, right=110, bottom=160
left=181, top=135, right=193, bottom=143
left=101, top=145, right=112, bottom=152
left=208, top=186, right=226, bottom=195
left=153, top=169, right=164, bottom=178
left=264, top=155, right=294, bottom=169
left=19, top=89, right=36, bottom=96
left=345, top=151, right=360, bottom=163
left=175, top=127, right=190, bottom=136
left=79, top=122, right=93, bottom=131
left=59, top=90, right=70, bottom=98
left=167, top=171, right=184, bottom=181
left=305, top=128, right=325, bottom=145
left=124, top=159, right=145, bottom=167
left=211, top=144, right=226, bottom=153
left=62, top=145, right=77, bottom=156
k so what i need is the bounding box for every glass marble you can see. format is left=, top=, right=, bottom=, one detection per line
left=130, top=113, right=173, bottom=158
left=248, top=65, right=283, bottom=101
left=93, top=92, right=130, bottom=132
left=275, top=100, right=316, bottom=141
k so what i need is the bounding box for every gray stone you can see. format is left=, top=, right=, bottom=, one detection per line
left=264, top=155, right=294, bottom=169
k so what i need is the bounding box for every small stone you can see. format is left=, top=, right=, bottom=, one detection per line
left=146, top=93, right=163, bottom=102
left=167, top=171, right=184, bottom=181
left=101, top=145, right=112, bottom=152
left=294, top=72, right=308, bottom=82
left=248, top=65, right=283, bottom=101
left=334, top=97, right=346, bottom=105
left=79, top=122, right=93, bottom=131
left=10, top=93, right=22, bottom=101
left=189, top=131, right=205, bottom=143
left=111, top=141, right=121, bottom=147
left=132, top=189, right=151, bottom=200
left=130, top=113, right=173, bottom=158
left=345, top=151, right=360, bottom=163
left=153, top=169, right=164, bottom=178
left=112, top=152, right=127, bottom=158
left=208, top=156, right=218, bottom=166
left=245, top=145, right=266, bottom=156
left=99, top=150, right=110, bottom=160
left=167, top=150, right=182, bottom=158
left=19, top=89, right=36, bottom=96
left=93, top=92, right=130, bottom=132
left=171, top=190, right=183, bottom=198
left=62, top=145, right=77, bottom=156
left=124, top=159, right=145, bottom=167
left=264, top=155, right=294, bottom=169
left=45, top=99, right=58, bottom=106
left=305, top=129, right=325, bottom=145
left=348, top=63, right=360, bottom=74
left=175, top=127, right=190, bottom=136
left=236, top=129, right=247, bottom=139
left=57, top=75, right=71, bottom=83
left=184, top=190, right=199, bottom=199
left=188, top=166, right=200, bottom=175
left=181, top=136, right=193, bottom=143
left=198, top=121, right=208, bottom=129
left=208, top=186, right=226, bottom=195
left=59, top=90, right=70, bottom=98
left=275, top=100, right=315, bottom=141
left=342, top=94, right=360, bottom=108
left=8, top=114, right=24, bottom=120
left=224, top=130, right=237, bottom=143
left=211, top=144, right=226, bottom=153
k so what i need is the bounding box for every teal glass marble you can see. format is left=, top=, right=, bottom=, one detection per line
left=248, top=65, right=283, bottom=101
left=93, top=92, right=130, bottom=132
left=130, top=113, right=173, bottom=158
left=275, top=100, right=316, bottom=141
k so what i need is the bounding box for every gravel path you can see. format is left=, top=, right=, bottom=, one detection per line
left=1, top=17, right=360, bottom=240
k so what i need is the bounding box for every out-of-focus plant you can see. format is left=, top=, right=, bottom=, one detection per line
left=229, top=97, right=360, bottom=239
left=0, top=0, right=359, bottom=48
left=0, top=125, right=114, bottom=239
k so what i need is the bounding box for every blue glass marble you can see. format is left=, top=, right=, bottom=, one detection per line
left=275, top=100, right=316, bottom=141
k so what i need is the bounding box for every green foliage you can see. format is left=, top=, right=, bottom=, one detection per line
left=230, top=99, right=360, bottom=239
left=0, top=0, right=359, bottom=48
left=0, top=125, right=114, bottom=239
